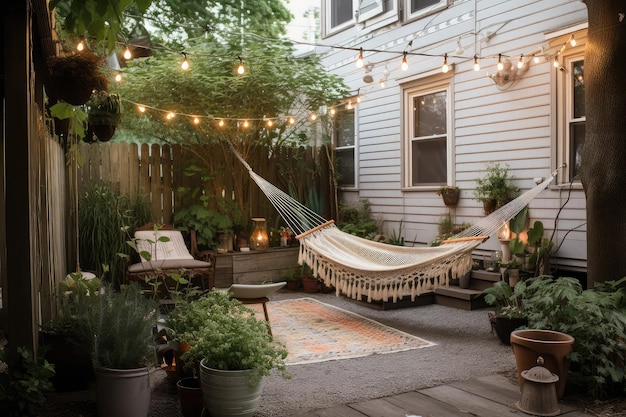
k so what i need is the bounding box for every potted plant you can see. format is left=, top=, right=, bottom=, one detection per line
left=86, top=91, right=123, bottom=142
left=437, top=185, right=460, bottom=206
left=483, top=280, right=528, bottom=345
left=301, top=264, right=319, bottom=293
left=40, top=271, right=102, bottom=392
left=473, top=162, right=520, bottom=214
left=498, top=259, right=523, bottom=287
left=46, top=50, right=109, bottom=105
left=75, top=282, right=158, bottom=417
left=177, top=289, right=289, bottom=417
left=279, top=267, right=301, bottom=291
left=526, top=220, right=555, bottom=276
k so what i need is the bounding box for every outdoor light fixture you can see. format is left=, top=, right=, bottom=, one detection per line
left=497, top=54, right=504, bottom=71
left=442, top=53, right=449, bottom=73
left=180, top=52, right=189, bottom=70
left=237, top=56, right=245, bottom=75
left=123, top=46, right=132, bottom=60
left=249, top=218, right=269, bottom=251
left=356, top=48, right=364, bottom=68
left=401, top=52, right=408, bottom=71
left=454, top=37, right=464, bottom=55
left=473, top=55, right=480, bottom=71
left=517, top=54, right=524, bottom=69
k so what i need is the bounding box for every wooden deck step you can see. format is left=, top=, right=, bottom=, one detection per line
left=434, top=286, right=486, bottom=310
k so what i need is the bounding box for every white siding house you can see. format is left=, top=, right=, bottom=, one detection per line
left=316, top=0, right=589, bottom=275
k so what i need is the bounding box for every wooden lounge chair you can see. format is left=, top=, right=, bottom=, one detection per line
left=125, top=223, right=216, bottom=296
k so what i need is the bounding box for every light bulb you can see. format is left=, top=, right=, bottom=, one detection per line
left=533, top=54, right=539, bottom=64
left=243, top=120, right=249, bottom=128
left=356, top=95, right=362, bottom=103
left=401, top=52, right=408, bottom=71
left=288, top=117, right=295, bottom=125
left=310, top=112, right=317, bottom=121
left=77, top=41, right=85, bottom=51
left=473, top=55, right=480, bottom=71
left=193, top=117, right=200, bottom=125
left=441, top=53, right=449, bottom=73
left=329, top=108, right=336, bottom=116
left=454, top=37, right=464, bottom=55
left=180, top=53, right=189, bottom=70
left=114, top=72, right=122, bottom=82
left=218, top=119, right=225, bottom=127
left=237, top=57, right=245, bottom=75
left=356, top=48, right=364, bottom=68
left=166, top=112, right=175, bottom=120
left=346, top=101, right=352, bottom=110
left=553, top=56, right=559, bottom=68
left=569, top=35, right=576, bottom=47
left=497, top=54, right=503, bottom=71
left=517, top=54, right=524, bottom=69
left=123, top=47, right=132, bottom=60
left=379, top=78, right=385, bottom=88
left=266, top=119, right=273, bottom=127
left=137, top=105, right=146, bottom=113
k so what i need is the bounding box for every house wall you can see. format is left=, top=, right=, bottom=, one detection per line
left=319, top=0, right=588, bottom=272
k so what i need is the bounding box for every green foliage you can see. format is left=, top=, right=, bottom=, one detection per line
left=483, top=280, right=526, bottom=319
left=517, top=276, right=626, bottom=399
left=49, top=102, right=88, bottom=140
left=385, top=220, right=405, bottom=246
left=75, top=282, right=159, bottom=369
left=87, top=91, right=123, bottom=126
left=474, top=162, right=520, bottom=209
left=0, top=343, right=55, bottom=417
left=431, top=213, right=471, bottom=246
left=178, top=289, right=289, bottom=385
left=174, top=204, right=233, bottom=250
left=78, top=183, right=151, bottom=286
left=337, top=200, right=378, bottom=239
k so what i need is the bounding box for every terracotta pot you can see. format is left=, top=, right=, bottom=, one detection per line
left=510, top=329, right=575, bottom=399
left=285, top=279, right=300, bottom=291
left=301, top=276, right=319, bottom=293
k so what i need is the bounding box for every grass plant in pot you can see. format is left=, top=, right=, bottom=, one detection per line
left=75, top=282, right=158, bottom=417
left=178, top=289, right=289, bottom=417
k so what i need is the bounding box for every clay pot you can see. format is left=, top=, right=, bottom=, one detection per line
left=510, top=329, right=575, bottom=399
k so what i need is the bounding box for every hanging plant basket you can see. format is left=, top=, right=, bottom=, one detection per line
left=437, top=186, right=460, bottom=206
left=46, top=51, right=108, bottom=105
left=87, top=91, right=122, bottom=142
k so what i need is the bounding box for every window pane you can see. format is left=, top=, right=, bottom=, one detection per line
left=572, top=60, right=585, bottom=118
left=411, top=137, right=446, bottom=185
left=335, top=108, right=354, bottom=147
left=336, top=148, right=355, bottom=187
left=413, top=91, right=446, bottom=137
left=332, top=0, right=353, bottom=28
left=411, top=0, right=440, bottom=13
left=569, top=121, right=585, bottom=179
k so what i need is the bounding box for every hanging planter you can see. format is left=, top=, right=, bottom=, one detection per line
left=46, top=51, right=109, bottom=105
left=437, top=186, right=460, bottom=206
left=87, top=91, right=123, bottom=142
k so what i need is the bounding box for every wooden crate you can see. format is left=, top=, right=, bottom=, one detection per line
left=214, top=247, right=300, bottom=287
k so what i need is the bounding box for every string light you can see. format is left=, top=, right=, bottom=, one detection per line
left=379, top=78, right=386, bottom=88
left=401, top=52, right=408, bottom=71
left=288, top=116, right=295, bottom=125
left=192, top=116, right=200, bottom=125
left=553, top=55, right=559, bottom=68
left=76, top=40, right=85, bottom=51
left=180, top=52, right=190, bottom=70
left=166, top=112, right=175, bottom=120
left=236, top=56, right=245, bottom=75
left=218, top=119, right=225, bottom=127
left=242, top=120, right=249, bottom=128
left=517, top=54, right=524, bottom=69
left=356, top=48, right=364, bottom=68
left=569, top=34, right=576, bottom=47
left=346, top=101, right=353, bottom=110
left=309, top=112, right=317, bottom=121
left=329, top=107, right=336, bottom=116
left=137, top=105, right=146, bottom=113
left=441, top=53, right=449, bottom=73
left=497, top=54, right=503, bottom=71
left=114, top=72, right=123, bottom=82
left=123, top=46, right=132, bottom=60
left=473, top=55, right=480, bottom=71
left=266, top=119, right=274, bottom=128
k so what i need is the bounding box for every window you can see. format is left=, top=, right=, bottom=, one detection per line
left=557, top=52, right=585, bottom=183
left=325, top=0, right=357, bottom=34
left=404, top=79, right=451, bottom=187
left=334, top=106, right=356, bottom=188
left=404, top=0, right=449, bottom=22
left=357, top=0, right=384, bottom=22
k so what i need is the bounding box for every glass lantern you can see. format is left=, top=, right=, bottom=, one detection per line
left=249, top=218, right=269, bottom=251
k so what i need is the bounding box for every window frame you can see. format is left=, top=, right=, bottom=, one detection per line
left=555, top=43, right=586, bottom=185
left=333, top=103, right=357, bottom=190
left=323, top=0, right=358, bottom=36
left=403, top=0, right=450, bottom=23
left=402, top=75, right=453, bottom=189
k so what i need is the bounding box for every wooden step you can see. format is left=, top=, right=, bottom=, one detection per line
left=434, top=286, right=487, bottom=311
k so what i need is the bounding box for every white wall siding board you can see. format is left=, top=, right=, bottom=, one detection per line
left=322, top=0, right=589, bottom=272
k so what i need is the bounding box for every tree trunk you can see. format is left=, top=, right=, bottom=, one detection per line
left=581, top=1, right=626, bottom=288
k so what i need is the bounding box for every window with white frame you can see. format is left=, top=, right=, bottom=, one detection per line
left=334, top=105, right=356, bottom=188
left=557, top=52, right=585, bottom=183
left=404, top=0, right=449, bottom=22
left=324, top=0, right=357, bottom=35
left=404, top=79, right=451, bottom=187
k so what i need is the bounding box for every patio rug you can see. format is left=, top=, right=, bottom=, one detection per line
left=255, top=297, right=435, bottom=365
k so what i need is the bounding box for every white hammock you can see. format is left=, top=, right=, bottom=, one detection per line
left=232, top=144, right=559, bottom=302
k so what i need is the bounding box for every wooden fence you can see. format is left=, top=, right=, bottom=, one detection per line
left=77, top=142, right=333, bottom=226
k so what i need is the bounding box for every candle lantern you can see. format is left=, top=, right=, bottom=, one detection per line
left=249, top=218, right=269, bottom=251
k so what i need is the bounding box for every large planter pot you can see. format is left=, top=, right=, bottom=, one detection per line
left=177, top=377, right=205, bottom=417
left=94, top=366, right=151, bottom=417
left=199, top=359, right=264, bottom=417
left=510, top=329, right=575, bottom=399
left=301, top=276, right=319, bottom=293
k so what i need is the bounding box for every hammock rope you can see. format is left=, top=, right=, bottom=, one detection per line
left=230, top=141, right=562, bottom=302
